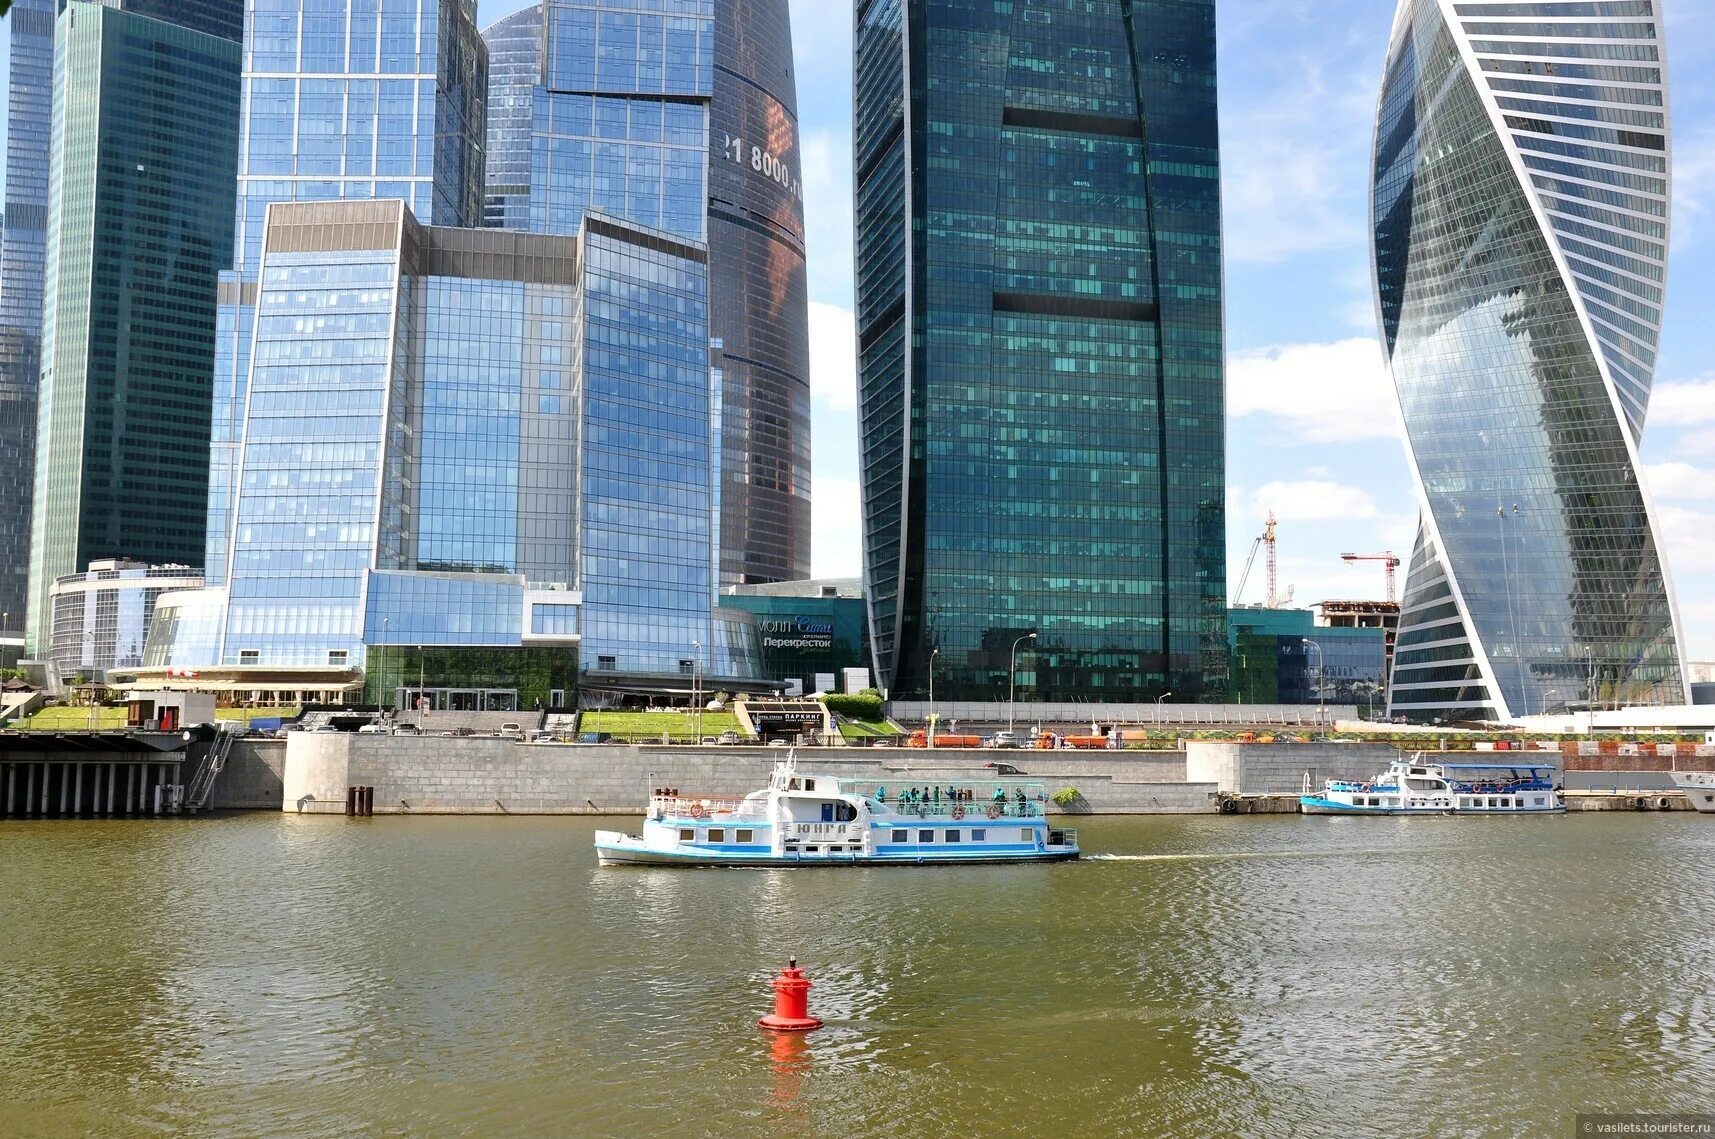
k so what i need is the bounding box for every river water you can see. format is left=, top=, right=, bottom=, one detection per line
left=2, top=812, right=1712, bottom=1138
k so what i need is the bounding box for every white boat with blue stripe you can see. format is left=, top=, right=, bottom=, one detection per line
left=1300, top=756, right=1565, bottom=816
left=594, top=757, right=1079, bottom=866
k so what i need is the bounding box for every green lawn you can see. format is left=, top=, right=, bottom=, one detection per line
left=579, top=710, right=746, bottom=743
left=837, top=717, right=904, bottom=740
left=214, top=706, right=301, bottom=723
left=12, top=706, right=129, bottom=730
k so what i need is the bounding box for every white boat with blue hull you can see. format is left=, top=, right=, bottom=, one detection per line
left=1301, top=757, right=1565, bottom=816
left=594, top=758, right=1079, bottom=866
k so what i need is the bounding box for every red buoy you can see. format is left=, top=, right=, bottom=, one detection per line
left=758, top=959, right=823, bottom=1032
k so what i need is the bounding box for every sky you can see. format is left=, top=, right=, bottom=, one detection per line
left=8, top=1, right=1714, bottom=657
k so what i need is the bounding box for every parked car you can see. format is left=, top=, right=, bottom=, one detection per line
left=984, top=760, right=1026, bottom=776
left=986, top=731, right=1020, bottom=748
left=357, top=723, right=388, bottom=734
left=577, top=731, right=614, bottom=744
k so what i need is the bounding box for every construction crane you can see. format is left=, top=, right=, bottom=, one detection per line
left=1341, top=551, right=1402, bottom=603
left=1233, top=512, right=1285, bottom=607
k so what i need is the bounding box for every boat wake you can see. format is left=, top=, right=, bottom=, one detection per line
left=1085, top=849, right=1399, bottom=863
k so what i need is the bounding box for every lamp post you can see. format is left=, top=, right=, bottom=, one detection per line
left=1156, top=690, right=1172, bottom=725
left=928, top=647, right=939, bottom=749
left=1008, top=632, right=1037, bottom=735
left=692, top=640, right=702, bottom=745
left=1303, top=638, right=1325, bottom=724
left=83, top=629, right=97, bottom=730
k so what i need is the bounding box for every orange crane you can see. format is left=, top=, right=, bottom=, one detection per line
left=1234, top=512, right=1288, bottom=607
left=1341, top=551, right=1402, bottom=603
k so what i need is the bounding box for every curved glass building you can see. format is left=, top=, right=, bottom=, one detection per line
left=1374, top=0, right=1688, bottom=721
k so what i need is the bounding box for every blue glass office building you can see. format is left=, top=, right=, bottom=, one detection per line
left=1374, top=0, right=1687, bottom=721
left=24, top=0, right=243, bottom=654
left=855, top=0, right=1226, bottom=703
left=0, top=0, right=55, bottom=635
left=204, top=0, right=488, bottom=587
left=481, top=0, right=812, bottom=585
left=141, top=199, right=763, bottom=706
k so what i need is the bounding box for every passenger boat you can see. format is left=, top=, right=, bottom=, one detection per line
left=1670, top=771, right=1715, bottom=813
left=594, top=757, right=1080, bottom=866
left=1300, top=756, right=1565, bottom=815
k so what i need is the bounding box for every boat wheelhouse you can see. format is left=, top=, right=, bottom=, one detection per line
left=594, top=758, right=1080, bottom=866
left=1301, top=756, right=1564, bottom=816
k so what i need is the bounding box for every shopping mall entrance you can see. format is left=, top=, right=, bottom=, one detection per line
left=396, top=687, right=521, bottom=713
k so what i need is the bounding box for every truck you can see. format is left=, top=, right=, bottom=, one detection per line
left=907, top=729, right=983, bottom=748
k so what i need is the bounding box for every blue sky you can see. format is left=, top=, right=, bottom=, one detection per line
left=9, top=1, right=1713, bottom=656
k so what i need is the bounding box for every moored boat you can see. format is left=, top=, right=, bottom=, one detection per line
left=594, top=757, right=1079, bottom=866
left=1670, top=771, right=1715, bottom=813
left=1300, top=756, right=1565, bottom=815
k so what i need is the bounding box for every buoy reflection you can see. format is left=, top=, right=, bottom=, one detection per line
left=767, top=1028, right=812, bottom=1110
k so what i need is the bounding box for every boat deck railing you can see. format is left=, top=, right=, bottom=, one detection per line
left=651, top=794, right=754, bottom=819
left=872, top=796, right=1047, bottom=820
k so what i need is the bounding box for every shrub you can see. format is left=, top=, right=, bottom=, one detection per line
left=823, top=690, right=883, bottom=720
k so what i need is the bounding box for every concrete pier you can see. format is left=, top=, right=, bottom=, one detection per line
left=0, top=731, right=188, bottom=819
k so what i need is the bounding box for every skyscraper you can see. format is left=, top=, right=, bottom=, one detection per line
left=1374, top=0, right=1687, bottom=721
left=23, top=0, right=244, bottom=653
left=854, top=1, right=1226, bottom=703
left=203, top=0, right=488, bottom=587
left=481, top=1, right=811, bottom=585
left=0, top=0, right=57, bottom=636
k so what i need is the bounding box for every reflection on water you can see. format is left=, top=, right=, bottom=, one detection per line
left=2, top=813, right=1712, bottom=1137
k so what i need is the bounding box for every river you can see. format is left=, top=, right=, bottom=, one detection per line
left=2, top=812, right=1711, bottom=1137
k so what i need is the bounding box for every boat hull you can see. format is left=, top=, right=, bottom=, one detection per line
left=1670, top=773, right=1715, bottom=813
left=594, top=833, right=1078, bottom=867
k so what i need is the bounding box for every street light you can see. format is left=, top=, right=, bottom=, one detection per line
left=83, top=629, right=97, bottom=730
left=928, top=647, right=940, bottom=749
left=1008, top=632, right=1037, bottom=735
left=1156, top=690, right=1173, bottom=725
left=691, top=640, right=702, bottom=745
left=1303, top=638, right=1325, bottom=724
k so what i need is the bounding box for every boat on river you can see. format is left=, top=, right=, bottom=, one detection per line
left=594, top=757, right=1079, bottom=866
left=1670, top=771, right=1715, bottom=813
left=1300, top=756, right=1565, bottom=815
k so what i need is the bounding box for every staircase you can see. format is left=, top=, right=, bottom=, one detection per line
left=183, top=727, right=239, bottom=813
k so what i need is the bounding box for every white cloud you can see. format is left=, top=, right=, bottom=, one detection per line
left=1251, top=480, right=1378, bottom=523
left=1643, top=462, right=1715, bottom=501
left=1649, top=376, right=1715, bottom=425
left=811, top=475, right=862, bottom=580
left=798, top=127, right=853, bottom=307
left=807, top=301, right=856, bottom=410
left=1671, top=128, right=1715, bottom=250
left=1228, top=338, right=1399, bottom=443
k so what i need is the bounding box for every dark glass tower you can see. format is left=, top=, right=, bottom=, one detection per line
left=855, top=0, right=1226, bottom=702
left=0, top=0, right=56, bottom=634
left=23, top=0, right=243, bottom=653
left=1374, top=0, right=1687, bottom=721
left=483, top=0, right=812, bottom=585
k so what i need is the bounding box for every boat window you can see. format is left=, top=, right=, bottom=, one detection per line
left=679, top=828, right=695, bottom=841
left=945, top=830, right=960, bottom=843
left=804, top=779, right=816, bottom=791
left=837, top=802, right=857, bottom=822
left=1532, top=798, right=1544, bottom=807
left=1020, top=829, right=1032, bottom=842
left=805, top=845, right=819, bottom=853
left=891, top=829, right=908, bottom=842
left=708, top=828, right=724, bottom=842
left=919, top=830, right=934, bottom=843
left=1384, top=797, right=1398, bottom=807
left=736, top=829, right=754, bottom=843
left=972, top=829, right=986, bottom=841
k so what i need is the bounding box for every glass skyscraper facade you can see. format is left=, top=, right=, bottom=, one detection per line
left=481, top=0, right=811, bottom=585
left=1374, top=0, right=1687, bottom=722
left=854, top=0, right=1226, bottom=703
left=142, top=199, right=763, bottom=704
left=204, top=0, right=488, bottom=587
left=0, top=0, right=55, bottom=636
left=24, top=0, right=243, bottom=654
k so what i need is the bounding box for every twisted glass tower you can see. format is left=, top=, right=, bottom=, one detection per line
left=1374, top=0, right=1688, bottom=722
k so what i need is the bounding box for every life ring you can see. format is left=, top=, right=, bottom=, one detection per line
left=986, top=803, right=1002, bottom=820
left=689, top=803, right=708, bottom=819
left=951, top=805, right=966, bottom=820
